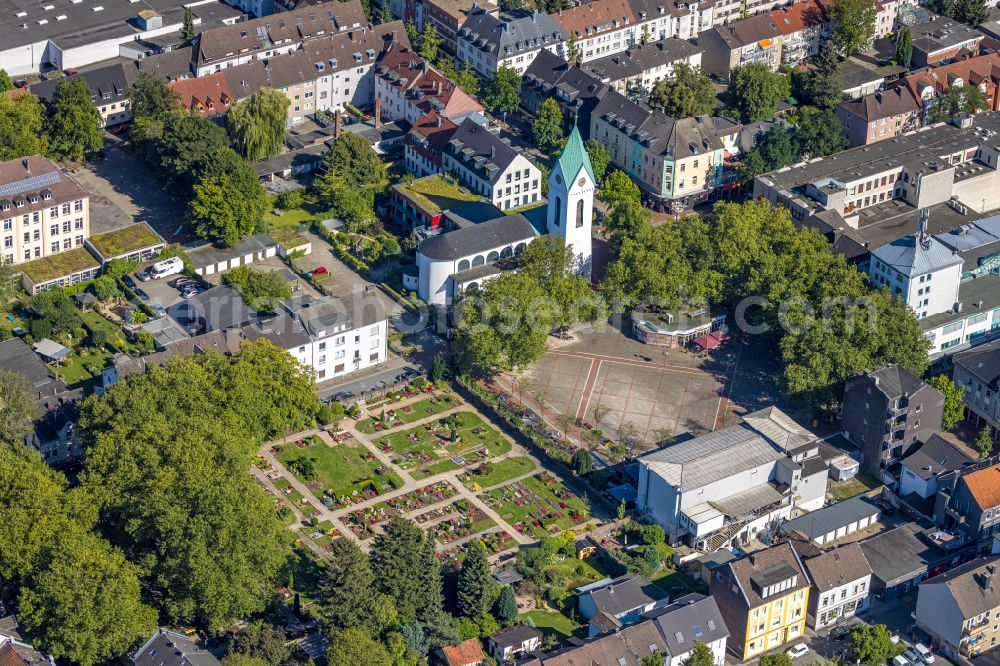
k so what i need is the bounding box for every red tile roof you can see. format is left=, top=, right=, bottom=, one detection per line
left=171, top=72, right=233, bottom=117
left=551, top=0, right=637, bottom=38
left=904, top=52, right=1000, bottom=107
left=376, top=43, right=483, bottom=120
left=440, top=638, right=484, bottom=666
left=770, top=0, right=827, bottom=35
left=963, top=463, right=1000, bottom=510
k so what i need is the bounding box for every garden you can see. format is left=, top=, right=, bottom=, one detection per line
left=337, top=480, right=459, bottom=539
left=370, top=411, right=513, bottom=479
left=478, top=472, right=591, bottom=539
left=458, top=455, right=536, bottom=490
left=354, top=393, right=459, bottom=433
left=415, top=498, right=497, bottom=544
left=273, top=434, right=403, bottom=508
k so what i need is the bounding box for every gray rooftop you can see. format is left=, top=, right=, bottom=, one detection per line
left=860, top=523, right=943, bottom=586
left=132, top=630, right=221, bottom=666
left=31, top=62, right=138, bottom=107
left=902, top=434, right=978, bottom=480
left=922, top=556, right=1000, bottom=618
left=0, top=338, right=67, bottom=400
left=781, top=495, right=881, bottom=541
left=955, top=339, right=1000, bottom=389
left=909, top=15, right=983, bottom=56
left=871, top=232, right=964, bottom=276
left=581, top=575, right=667, bottom=617
left=801, top=543, right=873, bottom=592
left=583, top=38, right=703, bottom=82
left=186, top=235, right=278, bottom=269
left=458, top=6, right=567, bottom=57
left=644, top=593, right=729, bottom=658
left=446, top=118, right=523, bottom=184
left=417, top=213, right=536, bottom=261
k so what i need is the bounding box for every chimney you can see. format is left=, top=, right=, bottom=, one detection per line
left=22, top=159, right=29, bottom=173
left=375, top=97, right=382, bottom=129
left=334, top=109, right=342, bottom=137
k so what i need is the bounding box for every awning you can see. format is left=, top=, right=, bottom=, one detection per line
left=33, top=338, right=71, bottom=361
left=690, top=330, right=730, bottom=350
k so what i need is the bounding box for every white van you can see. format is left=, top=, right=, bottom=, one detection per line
left=147, top=256, right=184, bottom=279
left=914, top=644, right=935, bottom=664
left=893, top=655, right=910, bottom=666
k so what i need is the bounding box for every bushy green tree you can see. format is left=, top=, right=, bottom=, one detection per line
left=44, top=78, right=103, bottom=159
left=369, top=518, right=426, bottom=623
left=682, top=641, right=715, bottom=666
left=797, top=106, right=848, bottom=157
left=927, top=374, right=966, bottom=428
left=0, top=69, right=12, bottom=93
left=229, top=621, right=291, bottom=666
left=977, top=426, right=994, bottom=460
left=759, top=654, right=794, bottom=666
left=318, top=539, right=376, bottom=629
left=798, top=46, right=845, bottom=110
left=0, top=370, right=35, bottom=445
left=418, top=23, right=441, bottom=60
left=222, top=266, right=293, bottom=313
left=180, top=6, right=196, bottom=42
left=896, top=26, right=913, bottom=68
left=648, top=63, right=717, bottom=118
left=584, top=139, right=611, bottom=184
left=482, top=66, right=521, bottom=118
left=829, top=0, right=876, bottom=56
left=228, top=88, right=289, bottom=161
left=0, top=93, right=48, bottom=161
left=533, top=98, right=565, bottom=154
left=572, top=448, right=594, bottom=475
left=327, top=628, right=392, bottom=666
left=495, top=586, right=518, bottom=624
left=848, top=625, right=904, bottom=665
left=189, top=171, right=267, bottom=246
left=929, top=85, right=990, bottom=122
left=599, top=170, right=642, bottom=209
left=954, top=0, right=989, bottom=26
left=726, top=63, right=790, bottom=123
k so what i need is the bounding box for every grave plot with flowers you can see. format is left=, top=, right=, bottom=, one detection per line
left=415, top=499, right=497, bottom=544
left=355, top=393, right=459, bottom=434
left=337, top=480, right=460, bottom=539
left=478, top=472, right=591, bottom=539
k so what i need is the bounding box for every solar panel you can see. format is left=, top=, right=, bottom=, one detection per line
left=0, top=171, right=61, bottom=199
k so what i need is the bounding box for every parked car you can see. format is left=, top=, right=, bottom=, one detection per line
left=330, top=391, right=354, bottom=402
left=307, top=266, right=329, bottom=280
left=63, top=68, right=78, bottom=76
left=135, top=288, right=150, bottom=302
left=786, top=644, right=809, bottom=659
left=109, top=122, right=129, bottom=135
left=14, top=80, right=28, bottom=89
left=122, top=275, right=138, bottom=290
left=893, top=656, right=910, bottom=666
left=914, top=644, right=935, bottom=664
left=137, top=270, right=151, bottom=281
left=172, top=277, right=192, bottom=288
left=830, top=625, right=851, bottom=639
left=903, top=649, right=921, bottom=666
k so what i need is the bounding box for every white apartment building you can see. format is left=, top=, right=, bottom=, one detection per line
left=631, top=0, right=714, bottom=41
left=0, top=156, right=90, bottom=267
left=442, top=119, right=542, bottom=211
left=551, top=0, right=639, bottom=63
left=456, top=6, right=567, bottom=77
left=802, top=544, right=873, bottom=630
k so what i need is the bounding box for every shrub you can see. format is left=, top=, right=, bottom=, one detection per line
left=277, top=189, right=304, bottom=210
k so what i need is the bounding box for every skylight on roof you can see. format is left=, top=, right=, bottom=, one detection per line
left=92, top=5, right=104, bottom=11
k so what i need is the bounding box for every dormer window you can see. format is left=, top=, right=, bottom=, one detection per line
left=28, top=195, right=38, bottom=204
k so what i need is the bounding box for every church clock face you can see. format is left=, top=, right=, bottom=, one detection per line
left=578, top=177, right=586, bottom=187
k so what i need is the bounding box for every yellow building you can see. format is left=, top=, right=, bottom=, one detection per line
left=709, top=542, right=810, bottom=661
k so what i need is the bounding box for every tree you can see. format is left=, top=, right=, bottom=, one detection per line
left=499, top=0, right=523, bottom=9
left=327, top=628, right=392, bottom=666
left=457, top=541, right=493, bottom=618
left=318, top=539, right=375, bottom=629
left=419, top=23, right=441, bottom=61
left=91, top=275, right=121, bottom=302
left=600, top=170, right=642, bottom=209
left=222, top=266, right=293, bottom=313
left=798, top=46, right=845, bottom=110
left=456, top=61, right=480, bottom=95
left=379, top=3, right=392, bottom=23
left=726, top=63, right=790, bottom=123
left=682, top=641, right=715, bottom=666
left=929, top=85, right=990, bottom=122
left=369, top=517, right=426, bottom=623
left=417, top=534, right=445, bottom=622
left=796, top=106, right=848, bottom=157
left=150, top=113, right=231, bottom=193
left=0, top=69, right=12, bottom=93
left=565, top=35, right=583, bottom=64
left=640, top=24, right=651, bottom=45
left=315, top=132, right=389, bottom=223
left=229, top=621, right=291, bottom=666
left=0, top=93, right=48, bottom=161
left=17, top=529, right=156, bottom=666
left=482, top=66, right=521, bottom=118
left=927, top=374, right=966, bottom=429
left=28, top=290, right=82, bottom=335
left=0, top=370, right=35, bottom=445
left=222, top=655, right=268, bottom=666
left=648, top=63, right=717, bottom=118
left=129, top=71, right=180, bottom=121
left=758, top=654, right=794, bottom=666
left=405, top=20, right=419, bottom=48
left=954, top=0, right=989, bottom=26
left=848, top=624, right=904, bottom=665
left=584, top=139, right=611, bottom=184
left=533, top=98, right=565, bottom=154
left=896, top=25, right=913, bottom=68
left=189, top=172, right=267, bottom=246
left=572, top=448, right=594, bottom=475
left=180, top=6, right=196, bottom=43
left=228, top=88, right=289, bottom=161
left=977, top=426, right=994, bottom=460
left=495, top=586, right=518, bottom=624
left=44, top=78, right=103, bottom=160
left=829, top=0, right=876, bottom=56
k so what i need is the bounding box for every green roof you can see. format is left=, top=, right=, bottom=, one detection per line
left=87, top=223, right=164, bottom=259
left=19, top=248, right=100, bottom=283
left=393, top=174, right=481, bottom=214
left=556, top=125, right=595, bottom=184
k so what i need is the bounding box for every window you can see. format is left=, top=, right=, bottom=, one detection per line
left=576, top=198, right=585, bottom=228
left=370, top=337, right=380, bottom=348
left=335, top=335, right=345, bottom=346
left=50, top=224, right=58, bottom=236
left=74, top=235, right=83, bottom=246
left=335, top=350, right=345, bottom=359
left=318, top=355, right=326, bottom=364
left=62, top=221, right=70, bottom=233
left=74, top=200, right=83, bottom=212
left=319, top=342, right=326, bottom=351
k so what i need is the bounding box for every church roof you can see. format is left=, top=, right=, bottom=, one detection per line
left=556, top=125, right=596, bottom=184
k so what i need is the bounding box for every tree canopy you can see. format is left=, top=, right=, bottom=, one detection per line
left=599, top=170, right=642, bottom=209
left=648, top=63, right=717, bottom=118
left=128, top=71, right=181, bottom=121
left=848, top=625, right=904, bottom=665
left=896, top=26, right=913, bottom=68
left=227, top=87, right=289, bottom=161
left=189, top=171, right=268, bottom=247
left=829, top=0, right=877, bottom=56
left=0, top=93, right=48, bottom=161
left=726, top=63, right=790, bottom=123
left=0, top=369, right=35, bottom=446
left=222, top=266, right=293, bottom=313
left=584, top=140, right=611, bottom=184
left=533, top=98, right=565, bottom=154
left=44, top=79, right=104, bottom=160
left=482, top=66, right=521, bottom=117
left=927, top=374, right=966, bottom=428
left=929, top=85, right=990, bottom=122
left=456, top=542, right=494, bottom=618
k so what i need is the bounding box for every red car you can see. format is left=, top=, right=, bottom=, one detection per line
left=312, top=266, right=328, bottom=275
left=109, top=122, right=130, bottom=135
left=64, top=68, right=78, bottom=76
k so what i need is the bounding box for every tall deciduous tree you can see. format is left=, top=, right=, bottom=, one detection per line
left=327, top=628, right=392, bottom=666
left=648, top=63, right=717, bottom=118
left=229, top=621, right=291, bottom=666
left=682, top=641, right=715, bottom=666
left=128, top=71, right=181, bottom=121
left=419, top=23, right=441, bottom=61
left=796, top=106, right=848, bottom=157
left=584, top=139, right=611, bottom=184
left=726, top=63, right=790, bottom=122
left=977, top=426, right=994, bottom=460
left=0, top=69, right=12, bottom=93
left=896, top=25, right=913, bottom=68
left=44, top=78, right=103, bottom=160
left=150, top=113, right=231, bottom=193
left=927, top=374, right=966, bottom=429
left=848, top=625, right=904, bottom=665
left=482, top=66, right=521, bottom=118
left=456, top=542, right=493, bottom=618
left=929, top=85, right=989, bottom=122
left=189, top=171, right=267, bottom=246
left=829, top=0, right=876, bottom=56
left=533, top=98, right=565, bottom=154
left=599, top=170, right=642, bottom=209
left=227, top=88, right=289, bottom=161
left=0, top=370, right=35, bottom=445
left=0, top=93, right=48, bottom=161
left=953, top=0, right=989, bottom=27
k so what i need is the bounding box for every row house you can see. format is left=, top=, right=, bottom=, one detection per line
left=171, top=72, right=234, bottom=117
left=630, top=0, right=715, bottom=41
left=423, top=0, right=498, bottom=55
left=404, top=111, right=459, bottom=177
left=550, top=0, right=639, bottom=63
left=521, top=49, right=611, bottom=134
left=836, top=87, right=921, bottom=147
left=582, top=38, right=703, bottom=96
left=0, top=155, right=90, bottom=268
left=875, top=0, right=902, bottom=38
left=916, top=556, right=1000, bottom=658
left=456, top=6, right=568, bottom=77
left=711, top=0, right=793, bottom=28
left=590, top=88, right=739, bottom=211
left=374, top=43, right=484, bottom=125
left=955, top=341, right=1000, bottom=439
left=698, top=13, right=783, bottom=77
left=192, top=0, right=367, bottom=75
left=903, top=53, right=1000, bottom=123
left=442, top=118, right=542, bottom=210
left=771, top=0, right=829, bottom=65
left=800, top=543, right=873, bottom=630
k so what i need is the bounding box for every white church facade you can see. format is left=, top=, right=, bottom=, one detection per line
left=415, top=126, right=595, bottom=306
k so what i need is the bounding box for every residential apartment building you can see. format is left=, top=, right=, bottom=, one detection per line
left=423, top=0, right=498, bottom=55
left=582, top=38, right=703, bottom=96
left=903, top=53, right=1000, bottom=123
left=710, top=0, right=790, bottom=29
left=404, top=112, right=459, bottom=177
left=836, top=87, right=921, bottom=147
left=550, top=0, right=638, bottom=63
left=869, top=223, right=964, bottom=320
left=590, top=88, right=738, bottom=211
left=946, top=463, right=1000, bottom=544
left=374, top=43, right=484, bottom=125
left=442, top=119, right=542, bottom=210
left=31, top=62, right=138, bottom=128
left=578, top=575, right=668, bottom=634
left=456, top=7, right=568, bottom=77
left=900, top=434, right=978, bottom=505
left=631, top=0, right=714, bottom=41
left=908, top=16, right=983, bottom=68
left=172, top=72, right=234, bottom=117
left=636, top=406, right=827, bottom=550
left=520, top=618, right=666, bottom=666
left=800, top=543, right=873, bottom=630
left=697, top=13, right=783, bottom=78
left=521, top=50, right=610, bottom=135
left=875, top=0, right=902, bottom=38
left=644, top=594, right=730, bottom=666
left=841, top=364, right=945, bottom=480
left=710, top=543, right=810, bottom=660
left=771, top=0, right=829, bottom=65
left=192, top=0, right=367, bottom=75
left=955, top=341, right=1000, bottom=437
left=0, top=155, right=90, bottom=267
left=916, top=556, right=1000, bottom=658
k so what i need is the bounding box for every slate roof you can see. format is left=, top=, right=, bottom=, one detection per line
left=0, top=338, right=66, bottom=400
left=630, top=0, right=714, bottom=20
left=909, top=15, right=983, bottom=57
left=523, top=49, right=609, bottom=108
left=871, top=232, right=964, bottom=277
left=961, top=464, right=1000, bottom=511
left=458, top=6, right=568, bottom=57
left=862, top=364, right=930, bottom=400
left=644, top=593, right=730, bottom=657
left=721, top=542, right=810, bottom=609
left=581, top=575, right=667, bottom=617
left=186, top=286, right=260, bottom=331
left=417, top=212, right=537, bottom=260
left=955, top=339, right=1000, bottom=389
left=838, top=87, right=920, bottom=123
left=137, top=46, right=196, bottom=81
left=708, top=12, right=782, bottom=50
left=240, top=313, right=312, bottom=350
left=283, top=290, right=388, bottom=333
left=489, top=624, right=543, bottom=649
left=446, top=118, right=523, bottom=183
left=901, top=434, right=978, bottom=480
left=781, top=496, right=881, bottom=541
left=132, top=630, right=221, bottom=666
left=527, top=619, right=665, bottom=666
left=922, top=556, right=1000, bottom=618
left=583, top=38, right=704, bottom=81
left=801, top=543, right=873, bottom=592
left=860, top=523, right=941, bottom=585
left=32, top=62, right=139, bottom=108
left=550, top=0, right=637, bottom=39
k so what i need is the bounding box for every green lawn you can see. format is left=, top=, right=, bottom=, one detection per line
left=50, top=345, right=112, bottom=391
left=479, top=472, right=590, bottom=538
left=543, top=555, right=610, bottom=589
left=519, top=610, right=585, bottom=641
left=829, top=472, right=881, bottom=501
left=355, top=395, right=459, bottom=433
left=651, top=567, right=704, bottom=596
left=371, top=411, right=512, bottom=476
left=275, top=438, right=403, bottom=504
left=460, top=456, right=537, bottom=489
